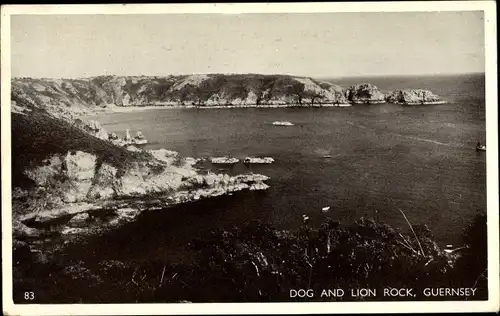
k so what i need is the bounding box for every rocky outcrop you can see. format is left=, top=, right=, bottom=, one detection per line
left=22, top=149, right=269, bottom=204
left=385, top=89, right=446, bottom=105
left=73, top=119, right=109, bottom=140
left=24, top=151, right=98, bottom=204
left=249, top=181, right=270, bottom=190
left=14, top=148, right=271, bottom=247
left=67, top=212, right=90, bottom=227
left=11, top=100, right=32, bottom=116
left=345, top=83, right=386, bottom=104
left=148, top=149, right=180, bottom=165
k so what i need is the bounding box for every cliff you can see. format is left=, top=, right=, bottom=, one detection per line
left=12, top=74, right=349, bottom=118
left=12, top=75, right=448, bottom=118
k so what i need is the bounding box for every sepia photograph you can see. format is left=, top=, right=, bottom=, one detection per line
left=1, top=2, right=498, bottom=315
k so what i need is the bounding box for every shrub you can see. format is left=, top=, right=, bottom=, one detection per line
left=13, top=215, right=488, bottom=303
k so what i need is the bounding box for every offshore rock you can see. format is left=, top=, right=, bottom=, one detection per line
left=211, top=157, right=239, bottom=164
left=346, top=83, right=386, bottom=104
left=272, top=121, right=294, bottom=126
left=385, top=89, right=445, bottom=105
left=244, top=157, right=275, bottom=164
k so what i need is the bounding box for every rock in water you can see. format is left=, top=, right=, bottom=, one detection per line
left=346, top=83, right=386, bottom=104
left=272, top=121, right=294, bottom=126
left=244, top=157, right=275, bottom=164
left=211, top=157, right=239, bottom=164
left=385, top=89, right=445, bottom=105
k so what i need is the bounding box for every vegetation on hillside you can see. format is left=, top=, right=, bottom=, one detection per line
left=11, top=95, right=149, bottom=189
left=12, top=213, right=488, bottom=303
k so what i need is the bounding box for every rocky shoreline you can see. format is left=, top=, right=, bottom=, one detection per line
left=391, top=101, right=448, bottom=105
left=13, top=146, right=271, bottom=254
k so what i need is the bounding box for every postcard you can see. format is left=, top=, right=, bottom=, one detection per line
left=1, top=2, right=498, bottom=314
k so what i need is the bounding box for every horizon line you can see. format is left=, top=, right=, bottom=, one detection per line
left=11, top=71, right=486, bottom=81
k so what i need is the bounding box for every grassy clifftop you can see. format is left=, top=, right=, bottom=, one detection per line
left=11, top=103, right=140, bottom=189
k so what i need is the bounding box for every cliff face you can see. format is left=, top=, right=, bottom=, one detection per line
left=385, top=89, right=444, bottom=105
left=12, top=74, right=349, bottom=117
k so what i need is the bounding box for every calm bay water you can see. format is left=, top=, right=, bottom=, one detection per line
left=84, top=74, right=486, bottom=262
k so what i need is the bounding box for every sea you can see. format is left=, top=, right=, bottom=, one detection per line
left=83, top=73, right=486, bottom=263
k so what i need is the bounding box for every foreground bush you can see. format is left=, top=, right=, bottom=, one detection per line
left=13, top=214, right=488, bottom=303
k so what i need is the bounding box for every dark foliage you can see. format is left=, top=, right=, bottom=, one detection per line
left=13, top=214, right=488, bottom=303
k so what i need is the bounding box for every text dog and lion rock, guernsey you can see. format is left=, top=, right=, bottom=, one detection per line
left=290, top=288, right=479, bottom=299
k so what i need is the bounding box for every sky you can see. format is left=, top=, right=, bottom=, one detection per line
left=11, top=11, right=485, bottom=78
